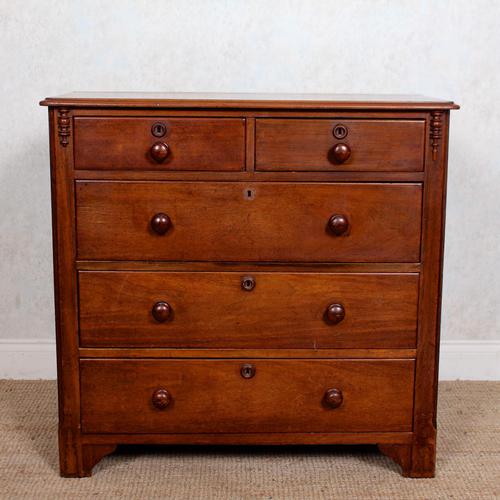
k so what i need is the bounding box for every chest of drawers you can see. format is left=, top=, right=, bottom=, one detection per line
left=40, top=92, right=458, bottom=477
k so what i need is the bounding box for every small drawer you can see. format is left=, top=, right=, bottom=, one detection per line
left=256, top=119, right=425, bottom=171
left=80, top=359, right=415, bottom=434
left=76, top=181, right=422, bottom=262
left=78, top=271, right=419, bottom=349
left=73, top=117, right=246, bottom=171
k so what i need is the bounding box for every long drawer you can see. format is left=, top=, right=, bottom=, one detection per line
left=80, top=359, right=415, bottom=434
left=76, top=182, right=422, bottom=262
left=79, top=271, right=419, bottom=348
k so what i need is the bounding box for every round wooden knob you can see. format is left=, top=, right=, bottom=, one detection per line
left=331, top=143, right=351, bottom=163
left=324, top=388, right=343, bottom=409
left=152, top=388, right=171, bottom=410
left=151, top=213, right=171, bottom=235
left=328, top=214, right=349, bottom=236
left=326, top=303, right=345, bottom=324
left=150, top=142, right=169, bottom=163
left=152, top=301, right=171, bottom=322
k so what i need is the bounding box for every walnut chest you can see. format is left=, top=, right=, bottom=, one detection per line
left=40, top=92, right=458, bottom=477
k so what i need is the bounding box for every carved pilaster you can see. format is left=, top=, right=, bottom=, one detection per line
left=57, top=108, right=71, bottom=147
left=430, top=111, right=442, bottom=161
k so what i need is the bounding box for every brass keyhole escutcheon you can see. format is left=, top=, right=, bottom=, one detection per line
left=240, top=364, right=256, bottom=379
left=241, top=276, right=256, bottom=291
left=333, top=124, right=348, bottom=139
left=151, top=122, right=167, bottom=138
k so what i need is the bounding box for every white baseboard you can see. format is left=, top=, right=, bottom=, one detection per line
left=0, top=339, right=58, bottom=379
left=0, top=339, right=498, bottom=380
left=437, top=340, right=500, bottom=381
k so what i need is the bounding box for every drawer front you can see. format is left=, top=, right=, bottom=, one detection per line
left=80, top=359, right=415, bottom=434
left=79, top=272, right=419, bottom=348
left=256, top=119, right=425, bottom=171
left=76, top=182, right=422, bottom=262
left=74, top=117, right=246, bottom=171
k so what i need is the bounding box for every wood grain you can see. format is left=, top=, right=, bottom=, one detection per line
left=76, top=261, right=421, bottom=273
left=40, top=92, right=459, bottom=110
left=75, top=181, right=422, bottom=262
left=40, top=94, right=457, bottom=477
left=81, top=432, right=414, bottom=445
left=74, top=117, right=245, bottom=171
left=78, top=271, right=419, bottom=349
left=79, top=348, right=417, bottom=359
left=256, top=119, right=425, bottom=172
left=48, top=108, right=84, bottom=477
left=80, top=359, right=415, bottom=434
left=73, top=169, right=426, bottom=182
left=408, top=110, right=451, bottom=478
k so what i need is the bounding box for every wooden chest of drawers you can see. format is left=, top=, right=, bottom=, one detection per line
left=40, top=92, right=458, bottom=478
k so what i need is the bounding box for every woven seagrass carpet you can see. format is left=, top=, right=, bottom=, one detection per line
left=0, top=380, right=499, bottom=499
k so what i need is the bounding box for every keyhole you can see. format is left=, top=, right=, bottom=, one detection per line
left=333, top=124, right=348, bottom=139
left=151, top=122, right=167, bottom=138
left=244, top=188, right=255, bottom=200
left=241, top=276, right=256, bottom=291
left=240, top=364, right=256, bottom=379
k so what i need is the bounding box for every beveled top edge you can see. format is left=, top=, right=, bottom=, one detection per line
left=40, top=92, right=459, bottom=110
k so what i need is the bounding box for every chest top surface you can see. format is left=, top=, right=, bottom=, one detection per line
left=40, top=92, right=459, bottom=110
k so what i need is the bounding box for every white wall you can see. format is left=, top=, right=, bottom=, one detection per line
left=0, top=1, right=499, bottom=376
